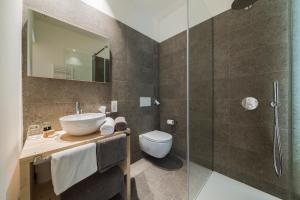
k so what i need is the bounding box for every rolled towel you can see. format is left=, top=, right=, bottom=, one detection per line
left=114, top=117, right=127, bottom=131
left=100, top=117, right=115, bottom=136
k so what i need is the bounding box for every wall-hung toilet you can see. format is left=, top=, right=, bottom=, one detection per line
left=139, top=130, right=173, bottom=158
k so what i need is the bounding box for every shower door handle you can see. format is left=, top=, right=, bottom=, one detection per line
left=270, top=80, right=283, bottom=177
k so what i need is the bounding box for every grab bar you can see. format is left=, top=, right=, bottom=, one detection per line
left=270, top=80, right=283, bottom=177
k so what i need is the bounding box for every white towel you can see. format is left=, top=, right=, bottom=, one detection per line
left=100, top=117, right=115, bottom=135
left=51, top=143, right=97, bottom=195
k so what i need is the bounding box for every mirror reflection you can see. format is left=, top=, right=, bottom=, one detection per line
left=27, top=10, right=110, bottom=82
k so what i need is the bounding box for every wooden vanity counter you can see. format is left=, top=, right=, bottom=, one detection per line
left=19, top=129, right=131, bottom=200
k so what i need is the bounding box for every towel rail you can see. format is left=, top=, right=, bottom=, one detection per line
left=33, top=155, right=51, bottom=165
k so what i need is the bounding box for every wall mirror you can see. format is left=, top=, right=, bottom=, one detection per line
left=27, top=9, right=111, bottom=83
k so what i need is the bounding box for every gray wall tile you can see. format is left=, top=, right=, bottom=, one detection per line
left=212, top=0, right=290, bottom=198
left=159, top=32, right=187, bottom=159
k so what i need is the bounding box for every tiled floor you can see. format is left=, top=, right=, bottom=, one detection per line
left=33, top=156, right=280, bottom=200
left=32, top=157, right=281, bottom=200
left=32, top=155, right=188, bottom=200
left=130, top=156, right=187, bottom=200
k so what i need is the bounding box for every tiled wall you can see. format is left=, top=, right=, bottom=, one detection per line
left=22, top=0, right=159, bottom=163
left=189, top=20, right=213, bottom=169
left=213, top=0, right=290, bottom=198
left=159, top=32, right=187, bottom=159
left=158, top=19, right=214, bottom=168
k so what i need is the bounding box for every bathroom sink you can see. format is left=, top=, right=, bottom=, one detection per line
left=59, top=113, right=106, bottom=136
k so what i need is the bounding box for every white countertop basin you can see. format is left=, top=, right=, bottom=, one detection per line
left=59, top=113, right=105, bottom=136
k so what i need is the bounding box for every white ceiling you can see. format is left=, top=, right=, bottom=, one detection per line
left=81, top=0, right=233, bottom=42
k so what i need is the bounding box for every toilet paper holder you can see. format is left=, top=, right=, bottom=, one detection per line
left=167, top=119, right=175, bottom=126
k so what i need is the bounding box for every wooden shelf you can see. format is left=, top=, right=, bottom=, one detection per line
left=20, top=129, right=130, bottom=164
left=19, top=129, right=131, bottom=200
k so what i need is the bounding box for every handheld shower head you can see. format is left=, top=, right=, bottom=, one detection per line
left=231, top=0, right=258, bottom=10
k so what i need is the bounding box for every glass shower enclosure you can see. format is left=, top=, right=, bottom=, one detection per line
left=188, top=0, right=293, bottom=199
left=292, top=0, right=300, bottom=199
left=187, top=2, right=214, bottom=198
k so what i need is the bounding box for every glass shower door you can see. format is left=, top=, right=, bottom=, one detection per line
left=188, top=0, right=292, bottom=199
left=188, top=1, right=214, bottom=199
left=292, top=0, right=300, bottom=199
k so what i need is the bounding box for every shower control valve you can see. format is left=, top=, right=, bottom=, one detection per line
left=241, top=97, right=259, bottom=110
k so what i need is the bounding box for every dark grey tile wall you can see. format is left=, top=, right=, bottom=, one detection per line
left=159, top=32, right=187, bottom=159
left=114, top=26, right=160, bottom=162
left=189, top=19, right=214, bottom=169
left=213, top=0, right=290, bottom=198
left=159, top=20, right=214, bottom=168
left=23, top=0, right=159, bottom=163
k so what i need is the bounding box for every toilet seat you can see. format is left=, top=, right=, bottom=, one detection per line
left=142, top=130, right=172, bottom=143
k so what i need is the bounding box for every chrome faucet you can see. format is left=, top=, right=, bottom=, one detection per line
left=75, top=101, right=82, bottom=114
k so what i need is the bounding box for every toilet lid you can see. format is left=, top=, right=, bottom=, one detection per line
left=142, top=130, right=172, bottom=142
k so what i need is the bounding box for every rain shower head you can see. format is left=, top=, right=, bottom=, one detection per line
left=231, top=0, right=258, bottom=10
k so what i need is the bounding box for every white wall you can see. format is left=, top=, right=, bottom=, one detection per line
left=81, top=0, right=233, bottom=42
left=157, top=2, right=187, bottom=42
left=81, top=0, right=159, bottom=41
left=189, top=0, right=232, bottom=27
left=0, top=0, right=23, bottom=199
left=157, top=0, right=233, bottom=41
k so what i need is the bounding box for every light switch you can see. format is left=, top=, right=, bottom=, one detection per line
left=140, top=97, right=151, bottom=107
left=111, top=100, right=118, bottom=112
